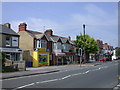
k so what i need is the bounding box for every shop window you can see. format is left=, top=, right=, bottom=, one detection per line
left=6, top=37, right=11, bottom=47
left=6, top=53, right=11, bottom=60
left=11, top=53, right=15, bottom=61
left=16, top=53, right=20, bottom=61
left=39, top=54, right=48, bottom=63
left=58, top=57, right=62, bottom=65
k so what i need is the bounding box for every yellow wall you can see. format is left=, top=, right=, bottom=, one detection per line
left=33, top=48, right=50, bottom=67
left=33, top=51, right=39, bottom=67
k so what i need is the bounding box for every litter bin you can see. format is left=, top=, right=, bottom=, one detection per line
left=28, top=61, right=32, bottom=67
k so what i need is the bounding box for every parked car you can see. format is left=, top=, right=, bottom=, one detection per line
left=98, top=58, right=104, bottom=61
left=98, top=57, right=110, bottom=61
left=103, top=57, right=110, bottom=61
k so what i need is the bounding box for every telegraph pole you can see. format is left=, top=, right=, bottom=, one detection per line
left=83, top=24, right=86, bottom=63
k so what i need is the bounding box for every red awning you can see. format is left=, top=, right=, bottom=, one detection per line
left=55, top=53, right=66, bottom=56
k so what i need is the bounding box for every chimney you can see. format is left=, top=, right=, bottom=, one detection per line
left=19, top=22, right=27, bottom=31
left=68, top=36, right=71, bottom=40
left=3, top=23, right=11, bottom=29
left=44, top=29, right=53, bottom=36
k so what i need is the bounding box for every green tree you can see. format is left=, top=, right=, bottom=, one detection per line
left=0, top=52, right=6, bottom=67
left=75, top=34, right=98, bottom=62
left=116, top=48, right=120, bottom=56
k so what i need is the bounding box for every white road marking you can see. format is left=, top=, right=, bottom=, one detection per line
left=71, top=73, right=82, bottom=76
left=85, top=70, right=90, bottom=74
left=16, top=83, right=35, bottom=89
left=62, top=75, right=71, bottom=80
left=39, top=79, right=59, bottom=83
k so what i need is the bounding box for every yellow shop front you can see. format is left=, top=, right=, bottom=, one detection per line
left=33, top=48, right=50, bottom=67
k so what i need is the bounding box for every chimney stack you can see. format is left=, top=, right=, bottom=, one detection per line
left=3, top=23, right=11, bottom=29
left=19, top=22, right=27, bottom=31
left=44, top=29, right=53, bottom=36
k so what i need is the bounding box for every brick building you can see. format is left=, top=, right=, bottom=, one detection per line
left=18, top=23, right=77, bottom=67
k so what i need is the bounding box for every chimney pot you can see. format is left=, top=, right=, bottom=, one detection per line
left=44, top=29, right=53, bottom=36
left=19, top=22, right=27, bottom=31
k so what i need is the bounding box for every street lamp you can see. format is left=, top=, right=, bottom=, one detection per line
left=83, top=24, right=86, bottom=63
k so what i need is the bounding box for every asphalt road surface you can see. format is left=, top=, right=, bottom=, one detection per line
left=2, top=61, right=119, bottom=89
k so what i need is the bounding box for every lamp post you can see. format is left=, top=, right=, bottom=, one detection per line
left=83, top=24, right=86, bottom=63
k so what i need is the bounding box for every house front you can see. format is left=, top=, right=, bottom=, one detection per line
left=0, top=23, right=25, bottom=70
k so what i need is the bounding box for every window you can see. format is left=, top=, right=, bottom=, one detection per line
left=37, top=40, right=40, bottom=48
left=6, top=37, right=11, bottom=47
left=12, top=37, right=18, bottom=47
left=54, top=43, right=57, bottom=49
left=6, top=53, right=11, bottom=60
left=36, top=40, right=47, bottom=48
left=57, top=42, right=61, bottom=49
left=41, top=40, right=47, bottom=48
left=62, top=44, right=65, bottom=50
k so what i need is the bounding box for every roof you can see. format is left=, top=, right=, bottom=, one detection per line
left=20, top=29, right=75, bottom=45
left=0, top=24, right=19, bottom=36
left=26, top=30, right=43, bottom=37
left=26, top=30, right=53, bottom=41
left=50, top=36, right=60, bottom=42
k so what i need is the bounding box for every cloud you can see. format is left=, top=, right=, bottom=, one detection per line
left=10, top=3, right=117, bottom=47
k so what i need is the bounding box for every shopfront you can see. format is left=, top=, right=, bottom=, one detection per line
left=33, top=48, right=50, bottom=67
left=52, top=53, right=66, bottom=65
left=0, top=47, right=23, bottom=61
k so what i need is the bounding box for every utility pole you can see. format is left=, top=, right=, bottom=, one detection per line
left=83, top=24, right=86, bottom=63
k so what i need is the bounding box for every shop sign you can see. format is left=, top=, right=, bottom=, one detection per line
left=55, top=53, right=65, bottom=56
left=39, top=54, right=48, bottom=64
left=38, top=48, right=46, bottom=52
left=70, top=46, right=75, bottom=50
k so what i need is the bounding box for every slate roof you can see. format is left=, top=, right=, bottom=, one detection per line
left=26, top=30, right=43, bottom=37
left=50, top=36, right=60, bottom=42
left=19, top=27, right=75, bottom=45
left=0, top=24, right=19, bottom=36
left=26, top=30, right=53, bottom=41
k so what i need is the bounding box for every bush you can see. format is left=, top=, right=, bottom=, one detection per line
left=2, top=65, right=19, bottom=73
left=0, top=52, right=6, bottom=67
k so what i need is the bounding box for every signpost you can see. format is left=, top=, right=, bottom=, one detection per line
left=77, top=48, right=82, bottom=67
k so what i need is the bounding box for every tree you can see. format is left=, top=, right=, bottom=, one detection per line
left=75, top=34, right=98, bottom=62
left=116, top=48, right=120, bottom=56
left=0, top=52, right=6, bottom=67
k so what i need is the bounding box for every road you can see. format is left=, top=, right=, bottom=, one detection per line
left=2, top=61, right=119, bottom=89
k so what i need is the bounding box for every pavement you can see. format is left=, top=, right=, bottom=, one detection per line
left=1, top=61, right=102, bottom=79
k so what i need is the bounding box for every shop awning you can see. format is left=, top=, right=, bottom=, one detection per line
left=55, top=53, right=66, bottom=56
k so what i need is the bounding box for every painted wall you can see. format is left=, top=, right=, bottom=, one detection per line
left=33, top=48, right=50, bottom=67
left=18, top=31, right=34, bottom=50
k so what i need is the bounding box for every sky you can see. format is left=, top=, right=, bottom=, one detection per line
left=2, top=2, right=118, bottom=47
